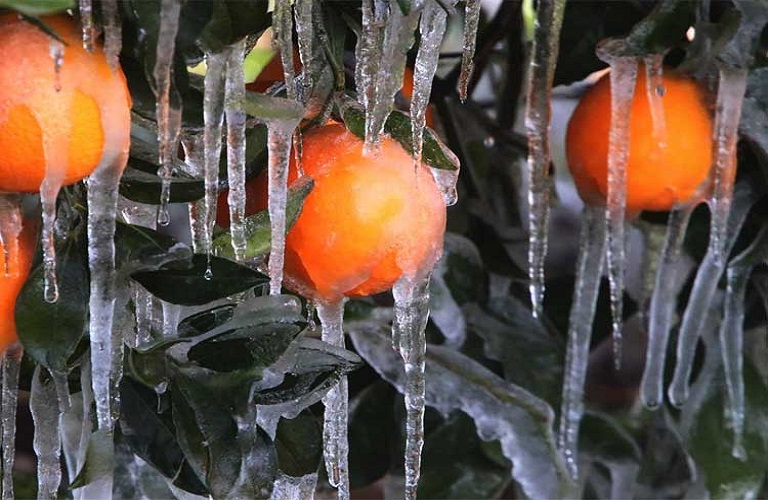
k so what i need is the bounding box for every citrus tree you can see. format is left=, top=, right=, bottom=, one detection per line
left=0, top=0, right=767, bottom=499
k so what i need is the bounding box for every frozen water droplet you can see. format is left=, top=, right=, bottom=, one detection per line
left=483, top=135, right=495, bottom=148
left=79, top=0, right=95, bottom=52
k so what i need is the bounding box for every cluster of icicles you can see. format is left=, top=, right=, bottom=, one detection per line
left=0, top=0, right=473, bottom=498
left=525, top=0, right=750, bottom=481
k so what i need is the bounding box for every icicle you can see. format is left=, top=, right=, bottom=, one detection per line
left=100, top=0, right=121, bottom=70
left=720, top=228, right=768, bottom=461
left=79, top=0, right=95, bottom=52
left=643, top=54, right=667, bottom=150
left=30, top=366, right=63, bottom=500
left=410, top=1, right=447, bottom=165
left=161, top=301, right=181, bottom=338
left=1, top=345, right=22, bottom=500
left=669, top=186, right=756, bottom=406
left=595, top=41, right=638, bottom=369
left=180, top=134, right=206, bottom=253
left=355, top=0, right=382, bottom=117
left=458, top=0, right=481, bottom=102
left=640, top=205, right=695, bottom=409
left=271, top=473, right=318, bottom=500
left=0, top=195, right=23, bottom=279
left=558, top=205, right=606, bottom=479
left=317, top=301, right=350, bottom=500
left=392, top=273, right=432, bottom=500
left=524, top=0, right=567, bottom=319
left=293, top=0, right=314, bottom=91
left=153, top=0, right=183, bottom=227
left=266, top=121, right=297, bottom=295
left=667, top=68, right=749, bottom=407
left=225, top=41, right=248, bottom=261
left=364, top=2, right=421, bottom=151
left=707, top=66, right=748, bottom=263
left=272, top=0, right=297, bottom=101
left=52, top=372, right=71, bottom=414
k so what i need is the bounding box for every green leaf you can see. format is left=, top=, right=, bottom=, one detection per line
left=177, top=305, right=237, bottom=338
left=0, top=0, right=72, bottom=15
left=69, top=430, right=115, bottom=490
left=213, top=178, right=314, bottom=261
left=119, top=159, right=205, bottom=205
left=418, top=413, right=511, bottom=499
left=197, top=0, right=271, bottom=54
left=624, top=1, right=696, bottom=54
left=16, top=241, right=88, bottom=373
left=132, top=254, right=268, bottom=305
left=275, top=410, right=322, bottom=477
left=339, top=104, right=460, bottom=171
left=119, top=378, right=208, bottom=495
left=244, top=92, right=305, bottom=122
left=437, top=233, right=486, bottom=305
left=348, top=381, right=397, bottom=488
left=114, top=221, right=192, bottom=277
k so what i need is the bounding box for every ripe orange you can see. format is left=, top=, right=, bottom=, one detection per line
left=245, top=49, right=302, bottom=93
left=566, top=65, right=713, bottom=213
left=0, top=14, right=132, bottom=193
left=0, top=218, right=36, bottom=353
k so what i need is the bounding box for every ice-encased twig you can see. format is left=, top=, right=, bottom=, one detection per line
left=392, top=273, right=431, bottom=500
left=153, top=0, right=182, bottom=227
left=293, top=0, right=314, bottom=92
left=100, top=0, right=121, bottom=70
left=273, top=0, right=297, bottom=101
left=558, top=205, right=606, bottom=479
left=458, top=0, right=481, bottom=102
left=640, top=204, right=695, bottom=409
left=225, top=41, right=248, bottom=261
left=524, top=0, right=566, bottom=320
left=1, top=345, right=21, bottom=500
left=317, top=301, right=350, bottom=500
left=30, top=366, right=63, bottom=499
left=595, top=41, right=638, bottom=369
left=668, top=182, right=756, bottom=407
left=720, top=226, right=768, bottom=460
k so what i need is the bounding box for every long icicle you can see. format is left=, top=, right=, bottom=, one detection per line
left=100, top=0, right=122, bottom=70
left=558, top=205, right=606, bottom=479
left=720, top=226, right=768, bottom=461
left=457, top=0, right=481, bottom=102
left=524, top=0, right=567, bottom=320
left=667, top=67, right=749, bottom=407
left=640, top=204, right=695, bottom=409
left=78, top=0, right=95, bottom=52
left=225, top=40, right=248, bottom=261
left=30, top=366, right=63, bottom=499
left=595, top=41, right=638, bottom=369
left=317, top=300, right=350, bottom=500
left=266, top=121, right=297, bottom=296
left=1, top=345, right=21, bottom=499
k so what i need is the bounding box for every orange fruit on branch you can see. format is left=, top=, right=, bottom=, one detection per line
left=566, top=65, right=713, bottom=214
left=0, top=14, right=132, bottom=193
left=0, top=218, right=36, bottom=353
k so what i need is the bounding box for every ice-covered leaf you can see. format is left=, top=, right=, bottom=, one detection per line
left=418, top=412, right=511, bottom=499
left=132, top=254, right=268, bottom=305
left=244, top=93, right=305, bottom=122
left=741, top=68, right=768, bottom=161
left=579, top=412, right=641, bottom=463
left=197, top=0, right=270, bottom=53
left=274, top=410, right=322, bottom=478
left=340, top=105, right=460, bottom=172
left=0, top=0, right=72, bottom=15
left=177, top=305, right=236, bottom=338
left=69, top=430, right=115, bottom=490
left=212, top=178, right=313, bottom=261
left=119, top=378, right=208, bottom=495
left=16, top=240, right=88, bottom=373
left=119, top=159, right=205, bottom=205
left=114, top=220, right=192, bottom=276
left=349, top=322, right=573, bottom=499
left=348, top=381, right=397, bottom=488
left=437, top=233, right=486, bottom=306
left=624, top=1, right=696, bottom=53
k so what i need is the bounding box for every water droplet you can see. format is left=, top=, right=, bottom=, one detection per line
left=483, top=135, right=495, bottom=148
left=656, top=84, right=666, bottom=97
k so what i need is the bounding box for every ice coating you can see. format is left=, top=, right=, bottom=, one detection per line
left=317, top=301, right=350, bottom=500
left=640, top=205, right=695, bottom=409
left=31, top=366, right=64, bottom=499
left=524, top=0, right=567, bottom=319
left=558, top=205, right=606, bottom=478
left=153, top=0, right=183, bottom=227
left=643, top=54, right=667, bottom=150
left=668, top=190, right=754, bottom=412
left=595, top=42, right=638, bottom=368
left=225, top=41, right=248, bottom=261
left=354, top=0, right=382, bottom=127
left=411, top=0, right=447, bottom=165
left=273, top=0, right=297, bottom=101
left=181, top=134, right=206, bottom=252
left=458, top=0, right=481, bottom=102
left=707, top=67, right=748, bottom=264
left=267, top=121, right=297, bottom=295
left=0, top=195, right=22, bottom=278
left=101, top=0, right=122, bottom=70
left=162, top=301, right=181, bottom=338
left=271, top=473, right=318, bottom=500
left=392, top=273, right=432, bottom=500
left=1, top=346, right=21, bottom=499
left=79, top=0, right=94, bottom=51
left=719, top=227, right=768, bottom=460
left=293, top=0, right=314, bottom=91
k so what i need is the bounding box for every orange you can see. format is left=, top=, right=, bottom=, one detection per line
left=215, top=165, right=299, bottom=228
left=245, top=49, right=302, bottom=93
left=0, top=14, right=132, bottom=193
left=566, top=65, right=713, bottom=213
left=0, top=218, right=36, bottom=353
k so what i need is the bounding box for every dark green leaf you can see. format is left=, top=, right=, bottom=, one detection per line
left=275, top=410, right=322, bottom=477
left=69, top=430, right=114, bottom=490
left=624, top=1, right=696, bottom=53
left=119, top=159, right=205, bottom=205
left=132, top=254, right=268, bottom=305
left=348, top=381, right=397, bottom=488
left=340, top=104, right=459, bottom=171
left=198, top=0, right=271, bottom=53
left=114, top=220, right=192, bottom=276
left=120, top=378, right=208, bottom=495
left=213, top=178, right=314, bottom=261
left=177, top=305, right=237, bottom=338
left=16, top=242, right=88, bottom=373
left=244, top=92, right=305, bottom=122
left=0, top=0, right=72, bottom=15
